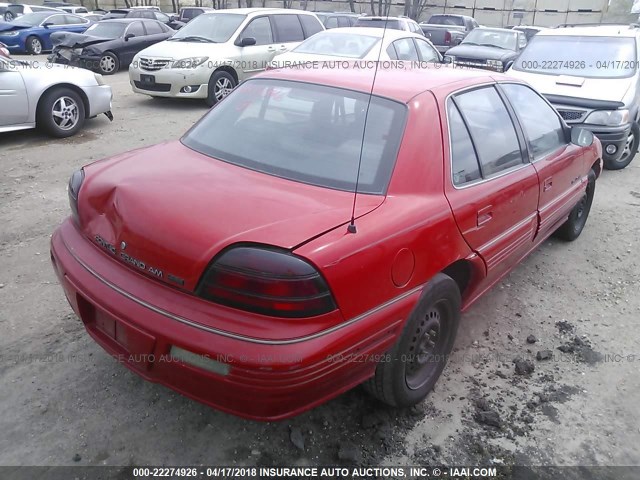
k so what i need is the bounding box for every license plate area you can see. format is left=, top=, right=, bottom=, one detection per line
left=140, top=74, right=156, bottom=85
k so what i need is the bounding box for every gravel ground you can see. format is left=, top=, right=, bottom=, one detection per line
left=1, top=57, right=639, bottom=469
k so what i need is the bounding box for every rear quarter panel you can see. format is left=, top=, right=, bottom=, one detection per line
left=295, top=91, right=473, bottom=321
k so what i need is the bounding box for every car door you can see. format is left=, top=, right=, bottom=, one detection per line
left=40, top=14, right=68, bottom=48
left=443, top=85, right=540, bottom=278
left=499, top=82, right=586, bottom=240
left=0, top=62, right=28, bottom=126
left=238, top=16, right=276, bottom=76
left=120, top=21, right=147, bottom=65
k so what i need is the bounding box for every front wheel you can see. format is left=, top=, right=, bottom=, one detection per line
left=363, top=273, right=461, bottom=407
left=36, top=87, right=86, bottom=138
left=98, top=52, right=119, bottom=75
left=26, top=36, right=43, bottom=55
left=4, top=11, right=15, bottom=21
left=604, top=122, right=638, bottom=170
left=554, top=169, right=596, bottom=242
left=205, top=70, right=236, bottom=107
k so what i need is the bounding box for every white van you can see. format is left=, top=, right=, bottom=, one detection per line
left=508, top=24, right=640, bottom=170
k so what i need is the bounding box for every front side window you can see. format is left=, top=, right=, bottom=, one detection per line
left=126, top=21, right=145, bottom=37
left=85, top=22, right=126, bottom=39
left=44, top=15, right=67, bottom=26
left=145, top=20, right=164, bottom=35
left=501, top=83, right=565, bottom=159
left=182, top=79, right=407, bottom=194
left=415, top=38, right=439, bottom=62
left=454, top=87, right=523, bottom=177
left=325, top=16, right=338, bottom=29
left=64, top=14, right=86, bottom=25
left=273, top=14, right=304, bottom=43
left=239, top=16, right=273, bottom=45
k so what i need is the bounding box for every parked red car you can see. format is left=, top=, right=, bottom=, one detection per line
left=51, top=65, right=602, bottom=420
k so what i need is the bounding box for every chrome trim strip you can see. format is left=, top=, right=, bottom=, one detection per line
left=62, top=236, right=422, bottom=346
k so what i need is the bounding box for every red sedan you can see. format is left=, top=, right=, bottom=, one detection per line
left=51, top=65, right=602, bottom=420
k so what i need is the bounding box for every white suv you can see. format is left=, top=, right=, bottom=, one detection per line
left=129, top=8, right=324, bottom=106
left=509, top=25, right=640, bottom=170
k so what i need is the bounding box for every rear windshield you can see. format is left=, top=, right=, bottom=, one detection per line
left=354, top=18, right=401, bottom=30
left=428, top=15, right=464, bottom=26
left=294, top=32, right=380, bottom=59
left=182, top=79, right=407, bottom=194
left=513, top=35, right=637, bottom=79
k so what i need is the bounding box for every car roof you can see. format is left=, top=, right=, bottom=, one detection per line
left=314, top=26, right=419, bottom=39
left=99, top=18, right=160, bottom=23
left=258, top=64, right=503, bottom=103
left=474, top=26, right=518, bottom=33
left=539, top=25, right=639, bottom=37
left=202, top=7, right=310, bottom=15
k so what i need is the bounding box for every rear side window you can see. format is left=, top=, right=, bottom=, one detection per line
left=325, top=16, right=338, bottom=29
left=299, top=14, right=323, bottom=37
left=273, top=14, right=304, bottom=42
left=64, top=15, right=87, bottom=24
left=501, top=83, right=566, bottom=159
left=46, top=15, right=67, bottom=25
left=454, top=87, right=524, bottom=178
left=182, top=79, right=407, bottom=194
left=338, top=16, right=350, bottom=28
left=415, top=38, right=439, bottom=62
left=448, top=101, right=481, bottom=186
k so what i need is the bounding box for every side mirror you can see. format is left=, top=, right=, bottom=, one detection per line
left=239, top=36, right=256, bottom=47
left=571, top=127, right=594, bottom=147
left=443, top=56, right=453, bottom=64
left=124, top=33, right=135, bottom=41
left=505, top=61, right=514, bottom=71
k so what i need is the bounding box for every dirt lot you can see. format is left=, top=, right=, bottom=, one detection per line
left=1, top=57, right=639, bottom=470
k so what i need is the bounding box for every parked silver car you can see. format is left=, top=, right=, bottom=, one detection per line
left=0, top=56, right=113, bottom=137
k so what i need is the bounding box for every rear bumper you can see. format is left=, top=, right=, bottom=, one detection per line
left=50, top=219, right=415, bottom=420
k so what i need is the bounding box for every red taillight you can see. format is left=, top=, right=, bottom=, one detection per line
left=196, top=246, right=337, bottom=318
left=444, top=31, right=452, bottom=44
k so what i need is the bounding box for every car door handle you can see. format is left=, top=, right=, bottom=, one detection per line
left=477, top=205, right=493, bottom=227
left=267, top=46, right=276, bottom=52
left=543, top=177, right=553, bottom=191
left=279, top=45, right=287, bottom=50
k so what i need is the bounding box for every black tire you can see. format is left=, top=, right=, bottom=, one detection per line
left=205, top=70, right=236, bottom=107
left=26, top=36, right=43, bottom=55
left=364, top=273, right=461, bottom=407
left=36, top=87, right=86, bottom=138
left=4, top=11, right=14, bottom=22
left=97, top=52, right=119, bottom=75
left=554, top=169, right=596, bottom=242
left=603, top=122, right=639, bottom=170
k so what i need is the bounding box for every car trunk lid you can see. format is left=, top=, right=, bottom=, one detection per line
left=79, top=141, right=383, bottom=292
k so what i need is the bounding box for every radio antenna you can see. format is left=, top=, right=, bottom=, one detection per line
left=347, top=15, right=390, bottom=234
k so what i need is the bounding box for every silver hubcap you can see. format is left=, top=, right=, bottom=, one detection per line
left=32, top=39, right=42, bottom=54
left=52, top=96, right=79, bottom=131
left=620, top=132, right=635, bottom=161
left=100, top=55, right=116, bottom=73
left=214, top=78, right=233, bottom=100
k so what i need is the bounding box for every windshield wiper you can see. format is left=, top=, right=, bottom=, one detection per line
left=479, top=43, right=507, bottom=49
left=170, top=35, right=216, bottom=43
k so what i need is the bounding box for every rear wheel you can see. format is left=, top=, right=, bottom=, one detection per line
left=4, top=11, right=14, bottom=22
left=554, top=169, right=596, bottom=241
left=364, top=273, right=461, bottom=407
left=604, top=122, right=638, bottom=170
left=98, top=52, right=119, bottom=75
left=205, top=70, right=236, bottom=107
left=36, top=87, right=85, bottom=138
left=26, top=36, right=43, bottom=55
